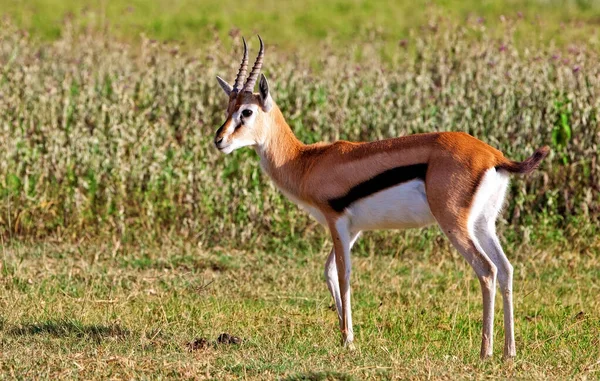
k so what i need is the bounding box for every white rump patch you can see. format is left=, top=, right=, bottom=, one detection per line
left=468, top=168, right=510, bottom=240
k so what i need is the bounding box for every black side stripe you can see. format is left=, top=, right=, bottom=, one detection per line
left=328, top=163, right=428, bottom=212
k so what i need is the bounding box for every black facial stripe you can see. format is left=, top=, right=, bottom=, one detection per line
left=328, top=164, right=428, bottom=212
left=216, top=122, right=226, bottom=136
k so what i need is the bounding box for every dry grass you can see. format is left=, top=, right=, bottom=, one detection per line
left=1, top=239, right=599, bottom=379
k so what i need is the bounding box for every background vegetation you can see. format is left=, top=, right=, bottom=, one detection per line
left=0, top=1, right=599, bottom=379
left=1, top=0, right=600, bottom=51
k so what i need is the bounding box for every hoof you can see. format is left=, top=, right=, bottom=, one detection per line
left=503, top=352, right=516, bottom=362
left=480, top=352, right=493, bottom=360
left=341, top=334, right=355, bottom=350
left=480, top=342, right=493, bottom=360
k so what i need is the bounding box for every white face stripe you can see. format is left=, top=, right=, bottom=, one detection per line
left=219, top=104, right=260, bottom=154
left=228, top=104, right=259, bottom=132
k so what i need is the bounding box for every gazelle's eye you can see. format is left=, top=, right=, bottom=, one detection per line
left=242, top=109, right=253, bottom=118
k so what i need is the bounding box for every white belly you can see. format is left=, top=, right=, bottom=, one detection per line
left=280, top=180, right=434, bottom=231
left=346, top=180, right=435, bottom=231
left=282, top=191, right=328, bottom=226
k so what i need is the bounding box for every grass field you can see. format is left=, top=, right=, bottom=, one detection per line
left=1, top=0, right=600, bottom=379
left=2, top=240, right=599, bottom=379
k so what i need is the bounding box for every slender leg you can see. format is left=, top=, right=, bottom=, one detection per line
left=328, top=217, right=355, bottom=348
left=444, top=229, right=497, bottom=359
left=324, top=231, right=360, bottom=331
left=426, top=166, right=503, bottom=358
left=473, top=173, right=516, bottom=359
left=324, top=249, right=343, bottom=327
left=476, top=221, right=516, bottom=359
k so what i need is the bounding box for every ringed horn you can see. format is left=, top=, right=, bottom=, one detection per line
left=243, top=35, right=265, bottom=92
left=232, top=37, right=248, bottom=93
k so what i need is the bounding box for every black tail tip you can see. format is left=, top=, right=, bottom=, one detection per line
left=524, top=145, right=551, bottom=173
left=496, top=145, right=551, bottom=175
left=536, top=146, right=551, bottom=158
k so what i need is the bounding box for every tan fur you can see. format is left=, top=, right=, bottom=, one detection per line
left=228, top=97, right=508, bottom=214
left=218, top=91, right=514, bottom=232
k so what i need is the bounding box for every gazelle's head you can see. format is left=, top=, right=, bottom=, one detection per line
left=214, top=36, right=273, bottom=154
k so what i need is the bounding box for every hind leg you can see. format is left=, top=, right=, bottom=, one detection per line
left=475, top=224, right=515, bottom=358
left=427, top=165, right=502, bottom=358
left=473, top=172, right=516, bottom=358
left=442, top=226, right=498, bottom=359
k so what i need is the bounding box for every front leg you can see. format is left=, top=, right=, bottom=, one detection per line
left=328, top=217, right=355, bottom=348
left=324, top=231, right=361, bottom=332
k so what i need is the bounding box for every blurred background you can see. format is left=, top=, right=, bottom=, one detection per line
left=1, top=0, right=600, bottom=50
left=0, top=0, right=598, bottom=249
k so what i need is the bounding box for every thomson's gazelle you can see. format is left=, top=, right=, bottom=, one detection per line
left=214, top=36, right=549, bottom=359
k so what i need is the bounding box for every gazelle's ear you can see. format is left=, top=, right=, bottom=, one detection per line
left=216, top=76, right=233, bottom=96
left=259, top=73, right=273, bottom=112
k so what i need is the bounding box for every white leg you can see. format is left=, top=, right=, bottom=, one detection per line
left=324, top=249, right=343, bottom=327
left=324, top=231, right=360, bottom=331
left=427, top=168, right=504, bottom=359
left=443, top=230, right=497, bottom=359
left=476, top=220, right=516, bottom=358
left=473, top=172, right=516, bottom=358
left=328, top=217, right=355, bottom=348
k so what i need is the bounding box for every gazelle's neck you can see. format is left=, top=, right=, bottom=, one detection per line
left=255, top=103, right=307, bottom=197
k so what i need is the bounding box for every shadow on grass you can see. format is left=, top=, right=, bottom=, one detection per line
left=282, top=371, right=354, bottom=381
left=5, top=318, right=130, bottom=340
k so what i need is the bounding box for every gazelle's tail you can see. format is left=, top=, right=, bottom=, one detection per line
left=495, top=146, right=550, bottom=175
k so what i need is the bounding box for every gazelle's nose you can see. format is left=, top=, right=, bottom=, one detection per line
left=214, top=136, right=224, bottom=147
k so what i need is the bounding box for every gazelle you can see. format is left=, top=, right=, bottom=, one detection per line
left=214, top=36, right=549, bottom=359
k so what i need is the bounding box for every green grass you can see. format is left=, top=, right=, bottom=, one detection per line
left=1, top=239, right=599, bottom=379
left=1, top=0, right=600, bottom=51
